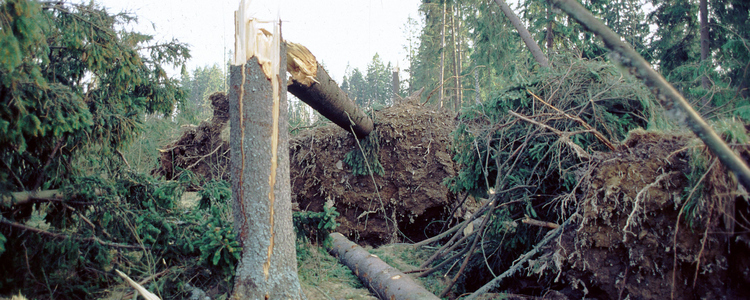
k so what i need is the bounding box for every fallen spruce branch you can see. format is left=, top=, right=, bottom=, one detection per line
left=510, top=110, right=591, bottom=160
left=0, top=215, right=148, bottom=250
left=465, top=215, right=577, bottom=300
left=550, top=0, right=750, bottom=191
left=327, top=232, right=439, bottom=300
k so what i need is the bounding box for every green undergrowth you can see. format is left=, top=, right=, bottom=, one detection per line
left=344, top=129, right=384, bottom=176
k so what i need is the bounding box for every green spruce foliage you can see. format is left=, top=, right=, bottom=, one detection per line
left=446, top=56, right=663, bottom=288
left=0, top=0, right=189, bottom=192
left=344, top=129, right=384, bottom=176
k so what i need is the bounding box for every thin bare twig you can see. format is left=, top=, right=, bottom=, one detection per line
left=527, top=89, right=615, bottom=150
left=522, top=216, right=560, bottom=229
left=465, top=215, right=577, bottom=300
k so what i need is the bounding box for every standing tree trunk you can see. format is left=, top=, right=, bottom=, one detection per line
left=439, top=1, right=446, bottom=108
left=229, top=6, right=303, bottom=298
left=546, top=5, right=554, bottom=51
left=452, top=5, right=461, bottom=112
left=392, top=66, right=400, bottom=102
left=458, top=7, right=463, bottom=110
left=493, top=0, right=550, bottom=68
left=700, top=0, right=710, bottom=91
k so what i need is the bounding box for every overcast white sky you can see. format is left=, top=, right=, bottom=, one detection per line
left=90, top=0, right=422, bottom=83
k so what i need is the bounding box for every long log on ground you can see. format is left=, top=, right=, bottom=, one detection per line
left=286, top=42, right=374, bottom=139
left=327, top=232, right=439, bottom=300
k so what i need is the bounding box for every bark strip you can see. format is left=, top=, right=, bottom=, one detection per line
left=327, top=232, right=439, bottom=300
left=286, top=42, right=374, bottom=139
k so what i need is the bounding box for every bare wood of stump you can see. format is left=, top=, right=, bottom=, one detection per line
left=327, top=232, right=440, bottom=300
left=286, top=42, right=373, bottom=139
left=550, top=0, right=750, bottom=191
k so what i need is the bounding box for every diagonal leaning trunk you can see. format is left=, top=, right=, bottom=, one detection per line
left=229, top=2, right=303, bottom=298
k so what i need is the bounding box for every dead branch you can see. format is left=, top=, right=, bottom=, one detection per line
left=418, top=228, right=477, bottom=278
left=116, top=149, right=132, bottom=169
left=4, top=188, right=103, bottom=206
left=510, top=110, right=591, bottom=160
left=439, top=199, right=498, bottom=297
left=465, top=215, right=577, bottom=300
left=522, top=216, right=560, bottom=229
left=527, top=89, right=615, bottom=150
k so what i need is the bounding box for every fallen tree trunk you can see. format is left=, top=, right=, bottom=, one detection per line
left=286, top=42, right=374, bottom=139
left=327, top=232, right=439, bottom=300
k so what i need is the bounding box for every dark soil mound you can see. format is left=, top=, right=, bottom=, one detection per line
left=548, top=130, right=750, bottom=299
left=154, top=94, right=459, bottom=246
left=153, top=92, right=231, bottom=185
left=290, top=100, right=458, bottom=246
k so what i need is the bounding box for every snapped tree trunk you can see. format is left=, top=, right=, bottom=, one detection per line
left=286, top=42, right=374, bottom=139
left=229, top=6, right=303, bottom=298
left=327, top=233, right=439, bottom=300
left=493, top=0, right=550, bottom=68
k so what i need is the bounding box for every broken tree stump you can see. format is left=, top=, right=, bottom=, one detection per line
left=327, top=232, right=439, bottom=300
left=286, top=42, right=374, bottom=139
left=230, top=4, right=303, bottom=298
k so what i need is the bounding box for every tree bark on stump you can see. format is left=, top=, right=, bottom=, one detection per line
left=229, top=41, right=303, bottom=299
left=286, top=42, right=374, bottom=139
left=327, top=232, right=439, bottom=300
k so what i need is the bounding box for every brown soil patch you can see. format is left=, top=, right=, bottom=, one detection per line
left=155, top=94, right=459, bottom=246
left=153, top=92, right=231, bottom=185
left=290, top=101, right=458, bottom=246
left=549, top=129, right=750, bottom=299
